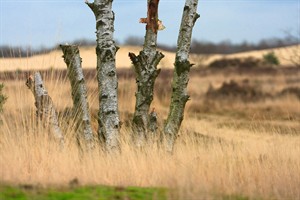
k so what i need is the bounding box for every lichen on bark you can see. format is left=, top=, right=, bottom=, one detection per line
left=129, top=0, right=164, bottom=147
left=26, top=72, right=64, bottom=146
left=87, top=0, right=120, bottom=152
left=60, top=44, right=95, bottom=149
left=163, top=0, right=200, bottom=153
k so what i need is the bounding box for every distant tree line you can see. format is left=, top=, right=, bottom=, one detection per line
left=0, top=39, right=97, bottom=58
left=123, top=35, right=299, bottom=54
left=1, top=35, right=298, bottom=58
left=190, top=37, right=298, bottom=54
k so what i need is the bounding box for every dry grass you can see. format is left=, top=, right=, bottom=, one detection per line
left=0, top=67, right=300, bottom=200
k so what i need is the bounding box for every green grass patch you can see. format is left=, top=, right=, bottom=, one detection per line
left=0, top=185, right=167, bottom=200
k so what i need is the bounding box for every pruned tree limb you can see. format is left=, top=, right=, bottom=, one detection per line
left=60, top=44, right=95, bottom=149
left=163, top=0, right=200, bottom=153
left=87, top=0, right=120, bottom=152
left=139, top=0, right=162, bottom=34
left=129, top=0, right=164, bottom=147
left=26, top=72, right=64, bottom=146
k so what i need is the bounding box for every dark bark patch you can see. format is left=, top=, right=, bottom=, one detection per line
left=105, top=110, right=116, bottom=115
left=175, top=60, right=192, bottom=75
left=128, top=52, right=138, bottom=63
left=107, top=70, right=116, bottom=77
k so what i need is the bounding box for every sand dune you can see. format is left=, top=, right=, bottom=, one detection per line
left=225, top=45, right=299, bottom=66
left=192, top=45, right=299, bottom=66
left=0, top=46, right=178, bottom=72
left=0, top=45, right=298, bottom=72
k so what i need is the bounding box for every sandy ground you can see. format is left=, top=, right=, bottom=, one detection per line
left=0, top=45, right=299, bottom=72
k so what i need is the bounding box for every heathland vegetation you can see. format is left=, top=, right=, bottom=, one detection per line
left=0, top=0, right=299, bottom=199
left=1, top=64, right=299, bottom=199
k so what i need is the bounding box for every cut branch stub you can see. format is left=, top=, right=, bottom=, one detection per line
left=26, top=72, right=64, bottom=146
left=139, top=0, right=164, bottom=34
left=60, top=44, right=95, bottom=150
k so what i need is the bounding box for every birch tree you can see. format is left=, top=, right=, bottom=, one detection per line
left=129, top=0, right=164, bottom=147
left=86, top=0, right=120, bottom=151
left=60, top=44, right=95, bottom=149
left=26, top=72, right=64, bottom=146
left=163, top=0, right=200, bottom=152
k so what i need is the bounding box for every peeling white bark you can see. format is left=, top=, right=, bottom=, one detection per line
left=163, top=0, right=200, bottom=153
left=87, top=0, right=120, bottom=152
left=60, top=44, right=95, bottom=149
left=26, top=72, right=64, bottom=146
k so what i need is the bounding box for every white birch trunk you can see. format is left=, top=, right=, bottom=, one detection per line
left=26, top=72, right=64, bottom=146
left=163, top=0, right=200, bottom=153
left=60, top=44, right=95, bottom=149
left=87, top=0, right=120, bottom=152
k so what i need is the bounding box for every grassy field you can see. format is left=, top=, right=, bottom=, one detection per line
left=0, top=185, right=166, bottom=200
left=0, top=65, right=299, bottom=199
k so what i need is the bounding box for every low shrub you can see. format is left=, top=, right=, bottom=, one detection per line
left=209, top=57, right=262, bottom=69
left=279, top=87, right=300, bottom=99
left=263, top=51, right=280, bottom=66
left=205, top=80, right=265, bottom=101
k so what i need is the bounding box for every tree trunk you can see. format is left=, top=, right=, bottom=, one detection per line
left=87, top=0, right=120, bottom=152
left=128, top=0, right=164, bottom=147
left=26, top=72, right=64, bottom=146
left=60, top=44, right=95, bottom=149
left=163, top=0, right=200, bottom=153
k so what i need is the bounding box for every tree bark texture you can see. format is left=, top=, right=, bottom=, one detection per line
left=60, top=44, right=95, bottom=149
left=26, top=72, right=64, bottom=146
left=87, top=0, right=120, bottom=152
left=129, top=0, right=164, bottom=147
left=163, top=0, right=200, bottom=153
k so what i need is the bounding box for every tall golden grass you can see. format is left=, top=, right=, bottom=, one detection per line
left=0, top=67, right=300, bottom=199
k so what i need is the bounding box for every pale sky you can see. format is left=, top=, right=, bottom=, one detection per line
left=0, top=0, right=299, bottom=48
